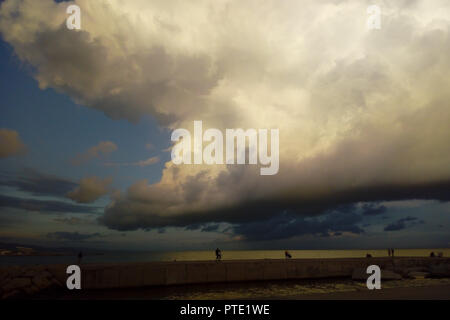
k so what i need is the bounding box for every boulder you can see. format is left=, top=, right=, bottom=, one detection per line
left=0, top=273, right=10, bottom=287
left=2, top=289, right=21, bottom=300
left=23, top=285, right=40, bottom=295
left=22, top=269, right=38, bottom=278
left=50, top=278, right=63, bottom=287
left=2, top=277, right=31, bottom=291
left=32, top=274, right=52, bottom=289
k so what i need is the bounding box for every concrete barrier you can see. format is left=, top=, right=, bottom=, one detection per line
left=2, top=257, right=449, bottom=293
left=70, top=257, right=449, bottom=289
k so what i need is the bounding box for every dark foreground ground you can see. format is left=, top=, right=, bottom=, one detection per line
left=47, top=277, right=450, bottom=300
left=284, top=284, right=450, bottom=300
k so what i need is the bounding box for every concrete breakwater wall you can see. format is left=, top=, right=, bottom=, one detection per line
left=1, top=257, right=450, bottom=298
left=49, top=257, right=450, bottom=289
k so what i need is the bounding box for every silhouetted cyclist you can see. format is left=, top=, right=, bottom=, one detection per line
left=215, top=248, right=222, bottom=261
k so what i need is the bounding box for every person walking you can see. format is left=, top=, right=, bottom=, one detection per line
left=215, top=248, right=222, bottom=261
left=77, top=251, right=83, bottom=264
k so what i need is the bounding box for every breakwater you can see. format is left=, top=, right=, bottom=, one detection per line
left=1, top=257, right=449, bottom=298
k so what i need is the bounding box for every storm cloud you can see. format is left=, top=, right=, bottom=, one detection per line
left=0, top=168, right=77, bottom=198
left=231, top=209, right=364, bottom=242
left=1, top=0, right=450, bottom=234
left=0, top=194, right=100, bottom=214
left=384, top=216, right=425, bottom=231
left=46, top=231, right=102, bottom=241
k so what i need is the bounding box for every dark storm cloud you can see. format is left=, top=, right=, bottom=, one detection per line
left=46, top=231, right=101, bottom=241
left=0, top=194, right=99, bottom=214
left=0, top=168, right=77, bottom=197
left=100, top=178, right=450, bottom=231
left=384, top=216, right=425, bottom=231
left=185, top=223, right=222, bottom=233
left=231, top=209, right=364, bottom=241
left=201, top=224, right=221, bottom=232
left=361, top=203, right=387, bottom=216
left=52, top=217, right=95, bottom=226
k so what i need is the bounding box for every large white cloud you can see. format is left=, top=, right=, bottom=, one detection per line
left=1, top=0, right=450, bottom=231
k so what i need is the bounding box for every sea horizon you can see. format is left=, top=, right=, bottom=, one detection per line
left=1, top=248, right=448, bottom=266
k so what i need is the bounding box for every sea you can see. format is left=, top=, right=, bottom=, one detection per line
left=1, top=248, right=448, bottom=266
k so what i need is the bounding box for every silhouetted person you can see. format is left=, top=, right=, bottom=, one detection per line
left=366, top=253, right=372, bottom=258
left=388, top=248, right=391, bottom=257
left=430, top=251, right=435, bottom=257
left=285, top=251, right=292, bottom=259
left=391, top=248, right=395, bottom=257
left=215, top=248, right=222, bottom=261
left=77, top=251, right=83, bottom=264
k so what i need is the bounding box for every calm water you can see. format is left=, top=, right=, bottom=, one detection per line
left=1, top=248, right=448, bottom=266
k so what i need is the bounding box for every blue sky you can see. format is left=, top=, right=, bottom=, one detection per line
left=0, top=0, right=449, bottom=251
left=0, top=40, right=170, bottom=189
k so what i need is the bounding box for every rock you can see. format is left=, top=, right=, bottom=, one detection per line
left=32, top=274, right=52, bottom=289
left=0, top=266, right=22, bottom=282
left=50, top=278, right=63, bottom=287
left=407, top=271, right=430, bottom=279
left=22, top=269, right=38, bottom=278
left=2, top=278, right=32, bottom=291
left=22, top=266, right=46, bottom=277
left=2, top=289, right=21, bottom=300
left=0, top=274, right=10, bottom=287
left=352, top=268, right=402, bottom=281
left=41, top=270, right=53, bottom=279
left=23, top=285, right=40, bottom=295
left=47, top=267, right=68, bottom=285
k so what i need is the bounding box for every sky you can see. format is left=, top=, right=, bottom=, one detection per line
left=0, top=0, right=449, bottom=251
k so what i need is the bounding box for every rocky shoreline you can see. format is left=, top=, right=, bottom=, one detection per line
left=0, top=265, right=65, bottom=299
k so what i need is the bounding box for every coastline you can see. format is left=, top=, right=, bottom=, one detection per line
left=1, top=257, right=450, bottom=299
